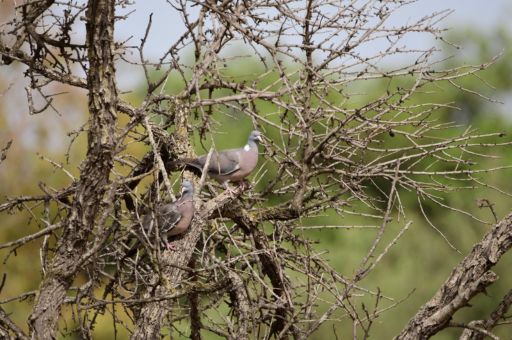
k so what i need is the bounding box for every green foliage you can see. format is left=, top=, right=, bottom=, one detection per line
left=1, top=27, right=512, bottom=338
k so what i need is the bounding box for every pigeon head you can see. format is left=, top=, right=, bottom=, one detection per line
left=248, top=130, right=263, bottom=143
left=181, top=180, right=194, bottom=196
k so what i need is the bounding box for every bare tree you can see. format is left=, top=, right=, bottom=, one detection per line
left=0, top=0, right=511, bottom=339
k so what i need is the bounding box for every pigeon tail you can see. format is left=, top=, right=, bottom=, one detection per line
left=166, top=159, right=203, bottom=177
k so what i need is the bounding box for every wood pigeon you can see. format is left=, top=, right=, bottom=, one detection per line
left=180, top=130, right=263, bottom=187
left=142, top=180, right=194, bottom=249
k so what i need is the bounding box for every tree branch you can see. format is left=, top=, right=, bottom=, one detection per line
left=27, top=0, right=118, bottom=337
left=396, top=213, right=512, bottom=339
left=459, top=289, right=512, bottom=340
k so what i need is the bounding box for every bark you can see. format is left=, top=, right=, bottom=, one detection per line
left=131, top=184, right=244, bottom=339
left=0, top=1, right=510, bottom=338
left=227, top=270, right=250, bottom=340
left=396, top=213, right=512, bottom=339
left=223, top=201, right=295, bottom=338
left=459, top=289, right=512, bottom=340
left=0, top=306, right=28, bottom=339
left=27, top=0, right=117, bottom=338
left=189, top=258, right=202, bottom=340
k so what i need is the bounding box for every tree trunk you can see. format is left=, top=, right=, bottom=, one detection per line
left=28, top=0, right=118, bottom=338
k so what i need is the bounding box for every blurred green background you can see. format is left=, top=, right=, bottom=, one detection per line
left=1, top=9, right=512, bottom=339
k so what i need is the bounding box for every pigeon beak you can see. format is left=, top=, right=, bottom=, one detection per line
left=256, top=135, right=263, bottom=143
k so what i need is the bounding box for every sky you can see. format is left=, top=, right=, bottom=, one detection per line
left=116, top=0, right=512, bottom=60
left=111, top=0, right=512, bottom=118
left=2, top=0, right=512, bottom=152
left=112, top=0, right=512, bottom=92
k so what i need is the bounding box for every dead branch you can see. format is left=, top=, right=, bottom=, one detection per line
left=396, top=213, right=512, bottom=339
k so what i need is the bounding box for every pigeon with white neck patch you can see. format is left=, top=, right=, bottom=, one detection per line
left=179, top=130, right=262, bottom=187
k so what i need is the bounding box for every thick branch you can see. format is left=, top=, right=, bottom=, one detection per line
left=0, top=306, right=28, bottom=339
left=227, top=270, right=250, bottom=339
left=130, top=185, right=245, bottom=339
left=27, top=0, right=118, bottom=338
left=459, top=289, right=512, bottom=340
left=396, top=213, right=512, bottom=339
left=222, top=201, right=295, bottom=337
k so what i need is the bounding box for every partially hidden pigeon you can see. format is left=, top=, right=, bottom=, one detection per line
left=142, top=180, right=194, bottom=249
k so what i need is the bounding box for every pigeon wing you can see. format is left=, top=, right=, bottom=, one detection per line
left=158, top=203, right=182, bottom=234
left=201, top=150, right=241, bottom=176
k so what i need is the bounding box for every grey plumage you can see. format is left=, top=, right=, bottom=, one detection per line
left=182, top=130, right=262, bottom=184
left=142, top=181, right=194, bottom=248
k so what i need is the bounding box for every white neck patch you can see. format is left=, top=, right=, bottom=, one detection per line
left=243, top=144, right=251, bottom=152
